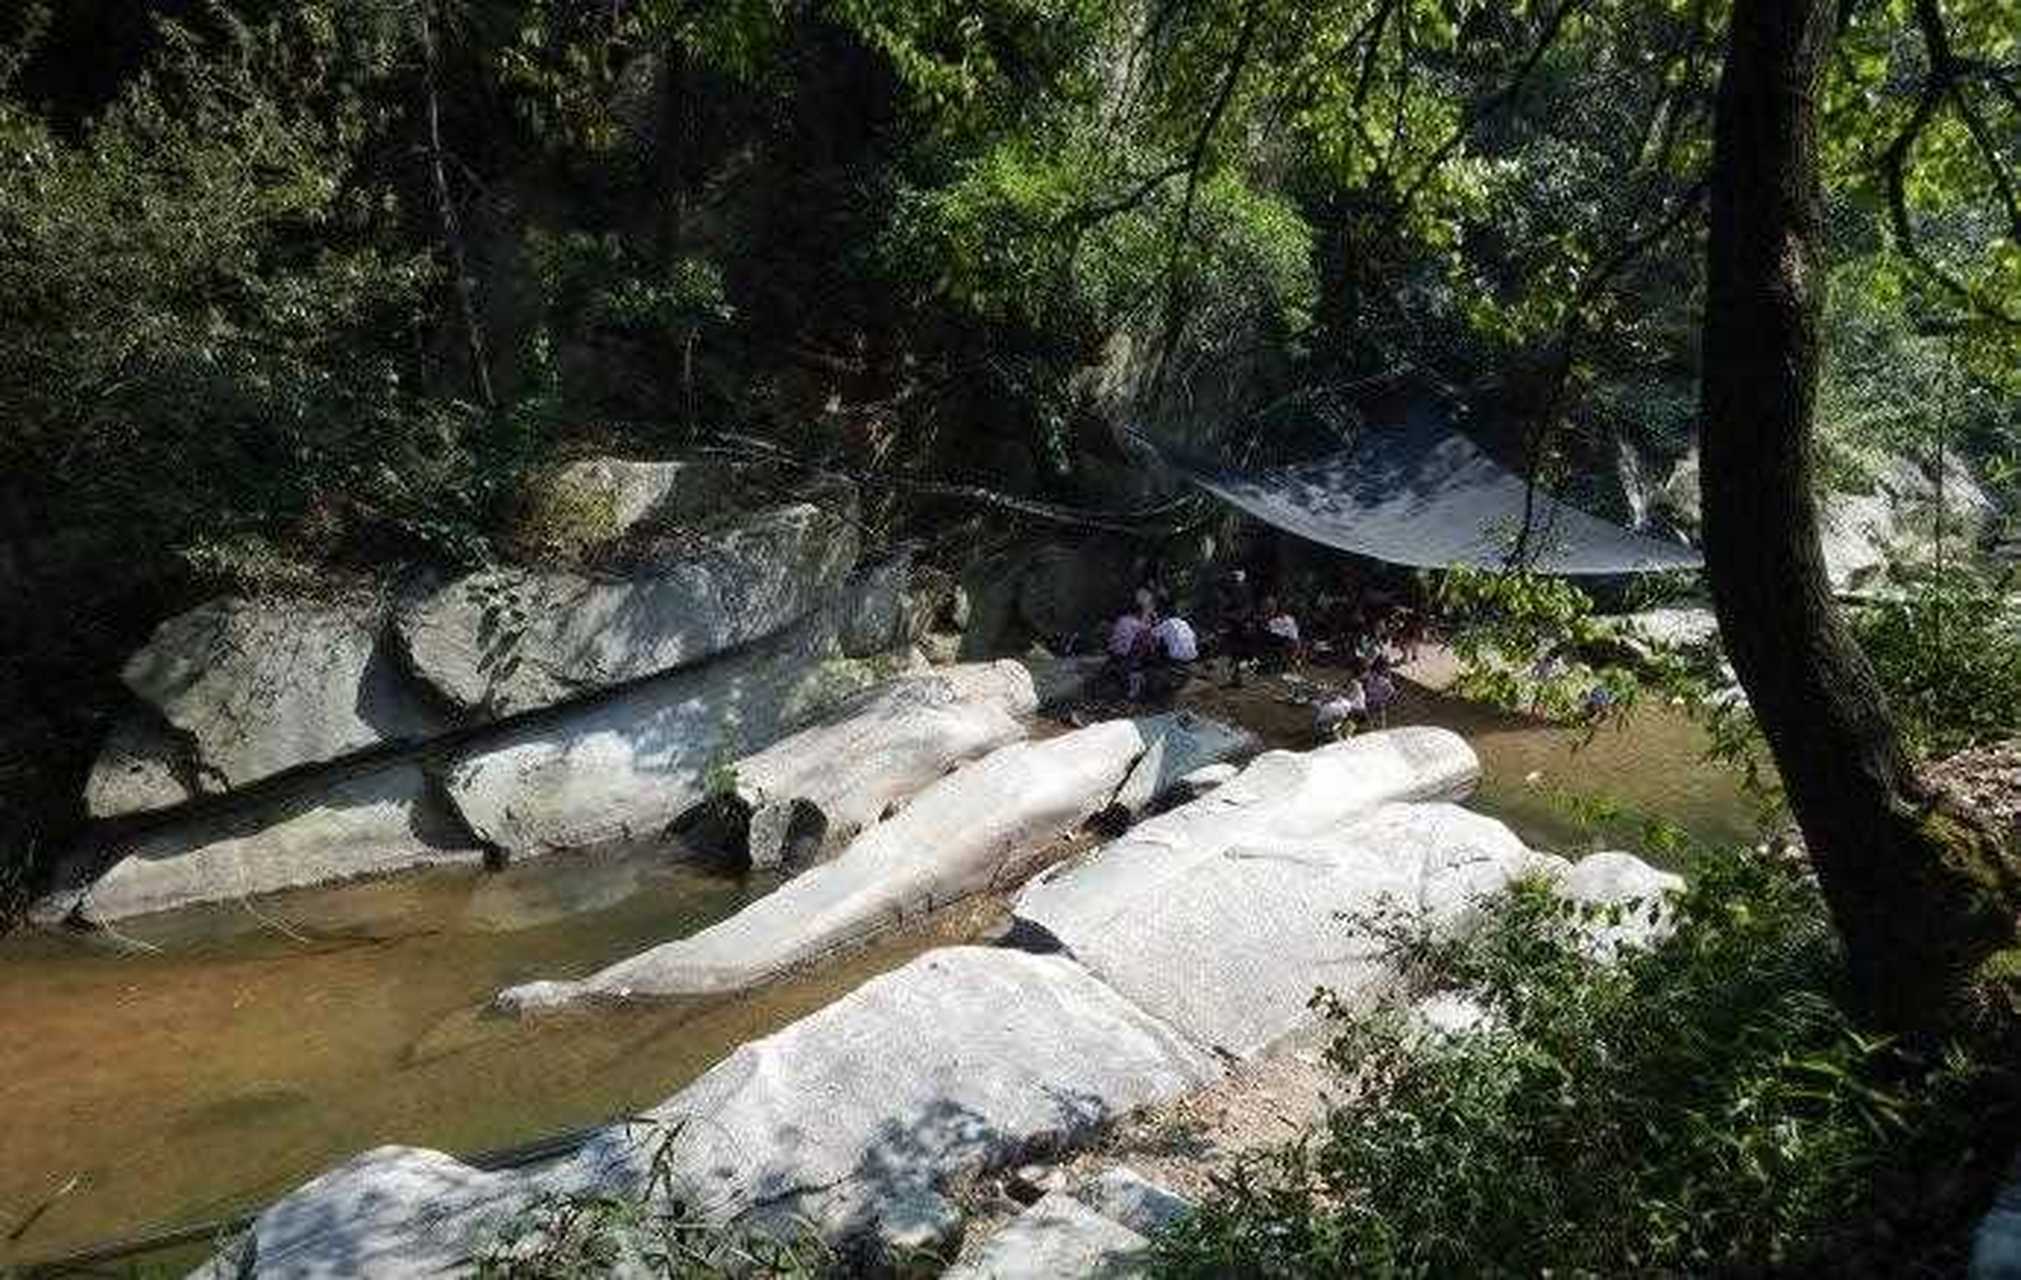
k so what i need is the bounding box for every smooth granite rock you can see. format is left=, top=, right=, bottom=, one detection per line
left=70, top=762, right=483, bottom=922
left=943, top=1192, right=1151, bottom=1280
left=397, top=495, right=858, bottom=717
left=566, top=947, right=1220, bottom=1243
left=82, top=714, right=197, bottom=818
left=495, top=717, right=1170, bottom=1009
left=1018, top=797, right=1538, bottom=1058
left=1539, top=849, right=1687, bottom=960
left=439, top=613, right=910, bottom=856
left=1074, top=1167, right=1194, bottom=1236
left=732, top=666, right=1032, bottom=870
left=1106, top=713, right=1256, bottom=819
left=111, top=593, right=445, bottom=804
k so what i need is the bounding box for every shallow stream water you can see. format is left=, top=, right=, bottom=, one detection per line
left=0, top=679, right=1761, bottom=1267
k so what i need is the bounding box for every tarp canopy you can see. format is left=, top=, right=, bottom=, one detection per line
left=1152, top=417, right=1703, bottom=575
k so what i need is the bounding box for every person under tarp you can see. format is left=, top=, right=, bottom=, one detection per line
left=1136, top=413, right=1703, bottom=577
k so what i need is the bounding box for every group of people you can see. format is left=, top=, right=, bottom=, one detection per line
left=1103, top=587, right=1199, bottom=702
left=1098, top=568, right=1413, bottom=736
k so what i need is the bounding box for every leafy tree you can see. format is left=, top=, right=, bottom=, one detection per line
left=1699, top=0, right=2021, bottom=1032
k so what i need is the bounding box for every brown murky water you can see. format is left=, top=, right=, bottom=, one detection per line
left=0, top=847, right=999, bottom=1267
left=0, top=675, right=1761, bottom=1268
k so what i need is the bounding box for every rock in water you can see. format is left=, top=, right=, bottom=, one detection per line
left=1014, top=729, right=1504, bottom=1057
left=732, top=664, right=1035, bottom=870
left=396, top=494, right=859, bottom=717
left=110, top=593, right=445, bottom=804
left=66, top=762, right=484, bottom=922
left=214, top=948, right=1218, bottom=1277
left=494, top=714, right=1194, bottom=1010
left=1021, top=799, right=1544, bottom=1058
left=1106, top=713, right=1257, bottom=820
left=439, top=613, right=904, bottom=856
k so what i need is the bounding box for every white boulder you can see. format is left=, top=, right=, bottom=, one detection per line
left=83, top=715, right=197, bottom=818
left=397, top=496, right=858, bottom=717
left=494, top=715, right=1189, bottom=1009
left=731, top=664, right=1035, bottom=870
left=1017, top=795, right=1537, bottom=1059
left=108, top=593, right=445, bottom=805
left=65, top=763, right=483, bottom=922
left=437, top=614, right=903, bottom=856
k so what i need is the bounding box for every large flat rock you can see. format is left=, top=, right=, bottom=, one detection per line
left=396, top=496, right=859, bottom=716
left=212, top=948, right=1218, bottom=1277
left=439, top=614, right=908, bottom=855
left=732, top=664, right=1034, bottom=869
left=110, top=593, right=446, bottom=806
left=1019, top=800, right=1541, bottom=1058
left=69, top=762, right=484, bottom=922
left=566, top=947, right=1221, bottom=1240
left=495, top=714, right=1194, bottom=1009
left=1017, top=727, right=1480, bottom=925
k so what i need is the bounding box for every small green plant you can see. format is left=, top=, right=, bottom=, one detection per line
left=472, top=1121, right=836, bottom=1278
left=1152, top=850, right=2019, bottom=1278
left=1850, top=564, right=2021, bottom=757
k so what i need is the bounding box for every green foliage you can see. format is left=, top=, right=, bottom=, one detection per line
left=471, top=1124, right=835, bottom=1278
left=1852, top=565, right=2021, bottom=756
left=1153, top=850, right=2018, bottom=1277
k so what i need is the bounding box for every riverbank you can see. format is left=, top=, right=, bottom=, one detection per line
left=0, top=661, right=1746, bottom=1267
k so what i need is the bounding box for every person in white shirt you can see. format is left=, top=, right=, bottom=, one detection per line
left=1104, top=597, right=1156, bottom=699
left=1258, top=596, right=1303, bottom=671
left=1138, top=611, right=1198, bottom=700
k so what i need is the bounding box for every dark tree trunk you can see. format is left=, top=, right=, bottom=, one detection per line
left=1701, top=0, right=2021, bottom=1027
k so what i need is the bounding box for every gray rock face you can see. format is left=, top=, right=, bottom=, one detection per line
left=943, top=1192, right=1152, bottom=1280
left=83, top=715, right=197, bottom=818
left=111, top=594, right=445, bottom=806
left=213, top=1144, right=540, bottom=1280
left=208, top=948, right=1216, bottom=1278
left=439, top=613, right=907, bottom=856
left=569, top=947, right=1220, bottom=1242
left=1075, top=1167, right=1193, bottom=1236
left=494, top=715, right=1171, bottom=1010
left=1107, top=713, right=1256, bottom=819
left=732, top=665, right=1034, bottom=871
left=397, top=496, right=859, bottom=717
left=838, top=549, right=917, bottom=658
left=511, top=456, right=733, bottom=560
left=1019, top=798, right=1539, bottom=1058
left=71, top=763, right=483, bottom=922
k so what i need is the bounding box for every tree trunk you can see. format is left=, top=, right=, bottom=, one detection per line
left=1701, top=0, right=2021, bottom=1028
left=419, top=0, right=496, bottom=412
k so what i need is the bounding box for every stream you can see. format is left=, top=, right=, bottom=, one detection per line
left=0, top=683, right=1761, bottom=1268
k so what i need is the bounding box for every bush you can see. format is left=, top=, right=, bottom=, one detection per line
left=1152, top=849, right=2019, bottom=1278
left=1852, top=565, right=2021, bottom=757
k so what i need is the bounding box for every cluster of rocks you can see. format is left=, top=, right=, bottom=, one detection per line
left=194, top=729, right=1681, bottom=1278
left=41, top=459, right=983, bottom=925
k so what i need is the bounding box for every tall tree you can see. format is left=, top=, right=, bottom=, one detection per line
left=1700, top=0, right=2021, bottom=1030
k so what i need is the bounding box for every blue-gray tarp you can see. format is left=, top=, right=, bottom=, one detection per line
left=1156, top=418, right=1703, bottom=575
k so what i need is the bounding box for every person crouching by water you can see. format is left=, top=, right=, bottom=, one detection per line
left=1363, top=656, right=1397, bottom=729
left=1104, top=589, right=1157, bottom=700
left=1313, top=665, right=1368, bottom=742
left=1258, top=596, right=1303, bottom=672
left=1142, top=607, right=1199, bottom=702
